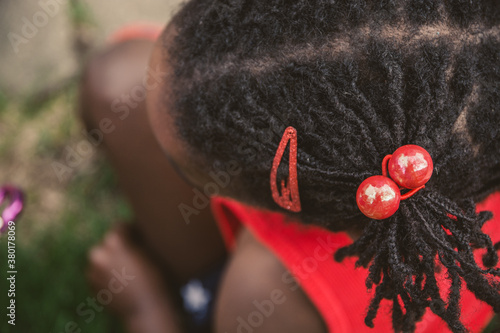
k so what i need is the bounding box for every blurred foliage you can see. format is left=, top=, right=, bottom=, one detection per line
left=0, top=158, right=131, bottom=333
left=0, top=77, right=131, bottom=333
left=35, top=93, right=78, bottom=158
left=0, top=90, right=8, bottom=114
left=21, top=81, right=75, bottom=119
left=68, top=0, right=95, bottom=27
left=485, top=316, right=499, bottom=332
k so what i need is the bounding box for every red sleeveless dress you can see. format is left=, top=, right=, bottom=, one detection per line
left=211, top=192, right=500, bottom=333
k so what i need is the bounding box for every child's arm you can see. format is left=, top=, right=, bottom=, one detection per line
left=214, top=228, right=327, bottom=333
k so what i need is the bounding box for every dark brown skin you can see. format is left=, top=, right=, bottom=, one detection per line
left=82, top=21, right=345, bottom=332
left=80, top=38, right=227, bottom=284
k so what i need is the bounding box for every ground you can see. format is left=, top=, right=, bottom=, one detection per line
left=0, top=1, right=179, bottom=332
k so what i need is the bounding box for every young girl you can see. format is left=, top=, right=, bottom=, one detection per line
left=82, top=1, right=500, bottom=332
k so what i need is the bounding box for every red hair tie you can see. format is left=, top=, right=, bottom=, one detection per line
left=356, top=145, right=433, bottom=220
left=270, top=127, right=301, bottom=212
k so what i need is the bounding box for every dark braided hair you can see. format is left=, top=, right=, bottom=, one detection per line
left=164, top=1, right=500, bottom=331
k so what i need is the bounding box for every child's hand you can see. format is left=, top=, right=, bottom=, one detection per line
left=86, top=223, right=185, bottom=333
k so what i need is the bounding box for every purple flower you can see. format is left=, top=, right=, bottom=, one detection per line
left=0, top=186, right=24, bottom=234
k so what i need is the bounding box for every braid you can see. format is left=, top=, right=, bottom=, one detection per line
left=166, top=0, right=500, bottom=331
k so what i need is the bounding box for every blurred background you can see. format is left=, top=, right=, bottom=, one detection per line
left=0, top=0, right=499, bottom=333
left=0, top=0, right=181, bottom=332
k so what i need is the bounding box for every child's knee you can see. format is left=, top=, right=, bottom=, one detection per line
left=79, top=40, right=155, bottom=130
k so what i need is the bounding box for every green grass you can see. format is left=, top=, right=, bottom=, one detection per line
left=0, top=90, right=8, bottom=114
left=21, top=82, right=74, bottom=120
left=0, top=71, right=131, bottom=333
left=68, top=0, right=95, bottom=28
left=485, top=315, right=499, bottom=333
left=0, top=159, right=131, bottom=333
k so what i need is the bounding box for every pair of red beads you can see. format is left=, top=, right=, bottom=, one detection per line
left=356, top=145, right=433, bottom=220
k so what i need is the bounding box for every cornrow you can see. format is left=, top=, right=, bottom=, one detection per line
left=166, top=0, right=500, bottom=331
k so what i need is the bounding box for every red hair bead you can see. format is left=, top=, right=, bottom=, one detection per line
left=357, top=145, right=433, bottom=220
left=388, top=145, right=433, bottom=189
left=356, top=176, right=401, bottom=220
